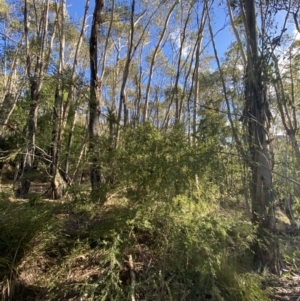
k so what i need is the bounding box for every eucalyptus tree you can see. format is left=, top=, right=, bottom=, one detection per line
left=172, top=0, right=194, bottom=124
left=161, top=0, right=194, bottom=127
left=236, top=0, right=280, bottom=272
left=89, top=0, right=104, bottom=194
left=144, top=53, right=174, bottom=127
left=190, top=1, right=207, bottom=142
left=0, top=1, right=26, bottom=134
left=50, top=0, right=65, bottom=188
left=268, top=0, right=300, bottom=168
left=63, top=3, right=90, bottom=177
left=115, top=0, right=137, bottom=133
left=278, top=41, right=300, bottom=165
left=0, top=0, right=87, bottom=196
left=50, top=0, right=90, bottom=199
left=143, top=0, right=179, bottom=123
left=269, top=25, right=300, bottom=227
left=153, top=0, right=209, bottom=130
left=241, top=0, right=300, bottom=227
left=21, top=0, right=59, bottom=194
left=115, top=0, right=161, bottom=144
left=207, top=0, right=282, bottom=272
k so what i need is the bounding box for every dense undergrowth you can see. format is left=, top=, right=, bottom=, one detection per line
left=0, top=192, right=268, bottom=301
left=0, top=124, right=297, bottom=300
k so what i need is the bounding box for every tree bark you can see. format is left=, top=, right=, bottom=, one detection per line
left=89, top=0, right=104, bottom=197
left=115, top=0, right=154, bottom=144
left=116, top=0, right=136, bottom=146
left=63, top=1, right=90, bottom=175
left=283, top=194, right=298, bottom=229
left=0, top=35, right=25, bottom=136
left=61, top=0, right=90, bottom=137
left=143, top=1, right=178, bottom=123
left=191, top=5, right=207, bottom=144
left=172, top=2, right=192, bottom=124
left=22, top=0, right=50, bottom=195
left=242, top=0, right=280, bottom=273
left=50, top=0, right=68, bottom=199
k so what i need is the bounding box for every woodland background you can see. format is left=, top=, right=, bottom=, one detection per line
left=1, top=0, right=300, bottom=300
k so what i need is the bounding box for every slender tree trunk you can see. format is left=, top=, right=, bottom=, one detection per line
left=65, top=110, right=76, bottom=176
left=22, top=0, right=50, bottom=195
left=61, top=0, right=89, bottom=135
left=173, top=2, right=192, bottom=124
left=89, top=0, right=104, bottom=197
left=271, top=50, right=299, bottom=226
left=226, top=0, right=246, bottom=65
left=115, top=0, right=156, bottom=143
left=0, top=35, right=25, bottom=136
left=116, top=0, right=135, bottom=146
left=49, top=0, right=69, bottom=199
left=143, top=1, right=178, bottom=123
left=191, top=6, right=207, bottom=143
left=63, top=1, right=90, bottom=176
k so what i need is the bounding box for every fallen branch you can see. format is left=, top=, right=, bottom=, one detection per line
left=128, top=255, right=136, bottom=301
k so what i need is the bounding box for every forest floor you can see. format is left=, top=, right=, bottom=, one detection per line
left=261, top=210, right=300, bottom=301
left=270, top=274, right=300, bottom=301
left=1, top=178, right=300, bottom=300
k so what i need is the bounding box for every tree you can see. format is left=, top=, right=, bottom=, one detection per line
left=22, top=0, right=54, bottom=195
left=143, top=1, right=179, bottom=123
left=241, top=0, right=280, bottom=273
left=50, top=0, right=66, bottom=199
left=89, top=0, right=104, bottom=196
left=51, top=0, right=90, bottom=199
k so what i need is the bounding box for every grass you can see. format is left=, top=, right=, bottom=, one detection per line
left=1, top=183, right=295, bottom=300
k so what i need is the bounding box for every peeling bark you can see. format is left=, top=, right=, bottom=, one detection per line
left=242, top=0, right=280, bottom=273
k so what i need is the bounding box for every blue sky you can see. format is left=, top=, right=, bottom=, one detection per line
left=65, top=0, right=298, bottom=72
left=66, top=0, right=233, bottom=59
left=66, top=1, right=93, bottom=19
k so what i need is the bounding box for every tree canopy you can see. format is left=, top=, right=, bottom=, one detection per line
left=1, top=0, right=300, bottom=300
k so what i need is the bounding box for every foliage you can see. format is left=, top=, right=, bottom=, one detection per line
left=0, top=119, right=271, bottom=300
left=0, top=120, right=271, bottom=300
left=0, top=197, right=61, bottom=300
left=112, top=123, right=221, bottom=202
left=1, top=0, right=300, bottom=299
left=0, top=196, right=268, bottom=300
